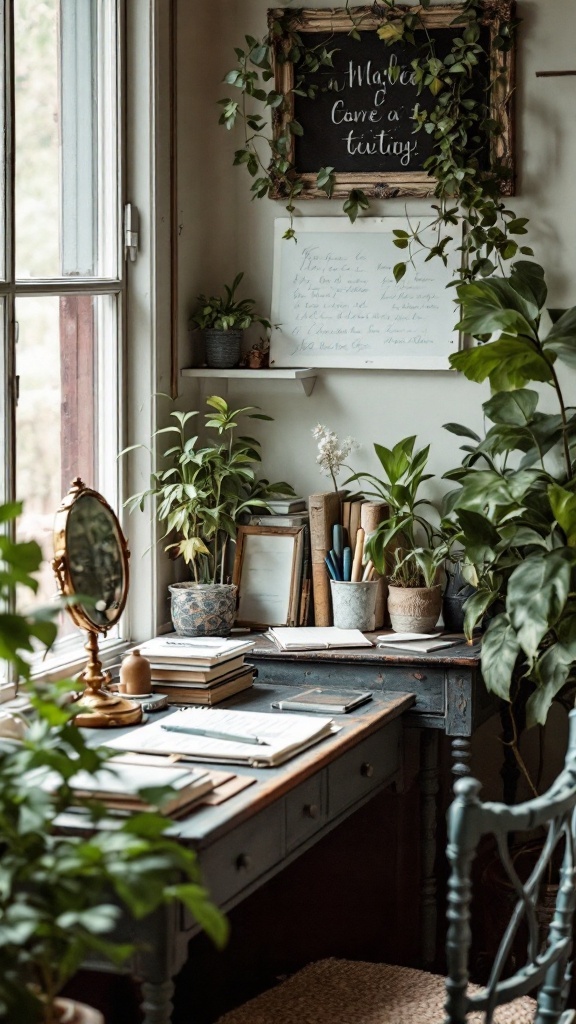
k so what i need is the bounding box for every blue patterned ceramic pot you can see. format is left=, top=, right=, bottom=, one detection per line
left=169, top=583, right=237, bottom=637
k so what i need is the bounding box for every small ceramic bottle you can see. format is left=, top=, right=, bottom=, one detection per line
left=119, top=648, right=152, bottom=695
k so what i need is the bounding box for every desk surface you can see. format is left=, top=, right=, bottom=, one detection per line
left=248, top=631, right=481, bottom=667
left=87, top=684, right=414, bottom=848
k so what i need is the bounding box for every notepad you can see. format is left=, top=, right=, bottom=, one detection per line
left=104, top=707, right=338, bottom=767
left=267, top=627, right=373, bottom=651
left=271, top=688, right=373, bottom=714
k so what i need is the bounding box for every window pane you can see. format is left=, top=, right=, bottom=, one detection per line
left=14, top=0, right=119, bottom=279
left=0, top=0, right=5, bottom=281
left=15, top=293, right=119, bottom=632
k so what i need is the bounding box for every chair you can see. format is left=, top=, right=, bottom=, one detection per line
left=215, top=710, right=576, bottom=1024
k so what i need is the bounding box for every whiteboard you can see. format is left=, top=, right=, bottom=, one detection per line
left=270, top=217, right=461, bottom=370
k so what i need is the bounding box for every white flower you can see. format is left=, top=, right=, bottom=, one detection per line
left=312, top=424, right=359, bottom=490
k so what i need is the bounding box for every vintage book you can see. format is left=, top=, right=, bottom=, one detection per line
left=265, top=498, right=307, bottom=513
left=308, top=490, right=345, bottom=626
left=271, top=687, right=373, bottom=714
left=377, top=632, right=465, bottom=653
left=105, top=707, right=336, bottom=768
left=137, top=636, right=255, bottom=666
left=44, top=761, right=215, bottom=816
left=297, top=523, right=312, bottom=626
left=267, top=627, right=373, bottom=651
left=152, top=666, right=255, bottom=705
left=348, top=498, right=365, bottom=554
left=247, top=512, right=309, bottom=528
left=148, top=653, right=247, bottom=684
left=360, top=500, right=389, bottom=628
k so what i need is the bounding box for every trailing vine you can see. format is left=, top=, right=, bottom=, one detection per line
left=219, top=0, right=528, bottom=280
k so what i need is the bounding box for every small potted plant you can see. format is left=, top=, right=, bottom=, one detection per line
left=346, top=436, right=447, bottom=632
left=0, top=503, right=227, bottom=1024
left=124, top=395, right=295, bottom=636
left=191, top=272, right=271, bottom=369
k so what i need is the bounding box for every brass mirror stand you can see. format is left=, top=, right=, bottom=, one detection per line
left=73, top=630, right=142, bottom=728
left=52, top=478, right=142, bottom=728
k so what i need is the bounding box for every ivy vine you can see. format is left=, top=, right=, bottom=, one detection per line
left=219, top=0, right=529, bottom=281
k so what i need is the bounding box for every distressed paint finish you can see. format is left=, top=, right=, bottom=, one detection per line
left=79, top=686, right=414, bottom=1024
left=445, top=712, right=576, bottom=1023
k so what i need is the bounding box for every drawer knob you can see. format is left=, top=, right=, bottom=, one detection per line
left=304, top=803, right=319, bottom=819
left=360, top=762, right=374, bottom=778
left=235, top=853, right=252, bottom=871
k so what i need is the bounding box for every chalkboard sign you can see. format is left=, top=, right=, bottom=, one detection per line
left=270, top=4, right=515, bottom=199
left=269, top=218, right=461, bottom=371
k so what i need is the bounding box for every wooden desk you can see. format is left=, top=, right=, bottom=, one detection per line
left=247, top=633, right=497, bottom=964
left=84, top=684, right=413, bottom=1024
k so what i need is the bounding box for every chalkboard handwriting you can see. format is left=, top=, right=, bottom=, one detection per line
left=270, top=221, right=460, bottom=370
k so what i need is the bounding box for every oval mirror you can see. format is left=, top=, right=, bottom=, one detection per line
left=53, top=478, right=141, bottom=727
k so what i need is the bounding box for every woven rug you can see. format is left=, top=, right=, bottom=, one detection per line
left=215, top=958, right=537, bottom=1024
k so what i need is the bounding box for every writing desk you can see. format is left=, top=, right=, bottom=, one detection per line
left=247, top=632, right=497, bottom=964
left=82, top=684, right=413, bottom=1024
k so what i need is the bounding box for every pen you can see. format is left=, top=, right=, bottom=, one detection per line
left=160, top=723, right=270, bottom=746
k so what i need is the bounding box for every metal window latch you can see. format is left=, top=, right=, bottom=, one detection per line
left=124, top=203, right=139, bottom=262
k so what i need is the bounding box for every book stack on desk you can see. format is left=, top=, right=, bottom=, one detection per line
left=137, top=636, right=257, bottom=705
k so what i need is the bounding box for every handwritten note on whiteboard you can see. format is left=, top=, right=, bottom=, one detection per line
left=269, top=218, right=461, bottom=370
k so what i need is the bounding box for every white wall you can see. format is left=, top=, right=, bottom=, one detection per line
left=176, top=0, right=576, bottom=506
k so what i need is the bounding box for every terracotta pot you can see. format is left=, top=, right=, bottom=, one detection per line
left=169, top=582, right=237, bottom=636
left=55, top=997, right=105, bottom=1024
left=387, top=584, right=442, bottom=633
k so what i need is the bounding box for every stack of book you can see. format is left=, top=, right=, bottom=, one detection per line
left=137, top=636, right=256, bottom=705
left=42, top=758, right=216, bottom=817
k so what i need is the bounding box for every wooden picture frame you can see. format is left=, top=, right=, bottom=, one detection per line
left=232, top=526, right=306, bottom=628
left=269, top=2, right=515, bottom=199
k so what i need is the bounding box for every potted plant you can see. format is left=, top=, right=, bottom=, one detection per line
left=124, top=395, right=295, bottom=636
left=346, top=436, right=448, bottom=632
left=191, top=272, right=272, bottom=369
left=441, top=260, right=576, bottom=796
left=0, top=503, right=228, bottom=1024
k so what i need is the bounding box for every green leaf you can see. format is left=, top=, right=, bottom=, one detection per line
left=507, top=550, right=573, bottom=658
left=527, top=638, right=576, bottom=726
left=482, top=389, right=539, bottom=426
left=449, top=337, right=553, bottom=390
left=481, top=613, right=521, bottom=700
left=548, top=484, right=576, bottom=546
left=393, top=262, right=407, bottom=283
left=443, top=422, right=481, bottom=441
left=542, top=305, right=576, bottom=367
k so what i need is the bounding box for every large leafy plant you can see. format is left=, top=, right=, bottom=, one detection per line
left=346, top=435, right=448, bottom=588
left=192, top=272, right=271, bottom=332
left=442, top=261, right=576, bottom=731
left=0, top=503, right=228, bottom=1023
left=124, top=395, right=294, bottom=584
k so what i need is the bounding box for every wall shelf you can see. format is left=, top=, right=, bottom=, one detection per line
left=180, top=367, right=318, bottom=396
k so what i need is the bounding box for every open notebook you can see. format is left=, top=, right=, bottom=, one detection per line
left=105, top=707, right=337, bottom=768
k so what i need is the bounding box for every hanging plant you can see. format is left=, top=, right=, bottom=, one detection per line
left=219, top=0, right=528, bottom=279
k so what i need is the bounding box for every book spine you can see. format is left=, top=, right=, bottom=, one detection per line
left=308, top=490, right=344, bottom=626
left=360, top=501, right=389, bottom=628
left=298, top=523, right=312, bottom=626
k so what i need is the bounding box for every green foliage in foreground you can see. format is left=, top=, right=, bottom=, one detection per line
left=0, top=506, right=228, bottom=1024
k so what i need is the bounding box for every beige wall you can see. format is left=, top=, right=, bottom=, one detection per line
left=175, top=1, right=576, bottom=790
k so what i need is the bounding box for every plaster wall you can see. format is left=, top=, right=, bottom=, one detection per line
left=176, top=0, right=576, bottom=504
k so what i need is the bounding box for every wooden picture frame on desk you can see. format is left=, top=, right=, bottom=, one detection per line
left=232, top=525, right=305, bottom=627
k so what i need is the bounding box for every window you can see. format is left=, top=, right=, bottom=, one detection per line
left=1, top=0, right=124, bottom=663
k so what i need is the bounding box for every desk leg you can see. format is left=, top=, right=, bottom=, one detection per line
left=420, top=729, right=440, bottom=967
left=140, top=980, right=175, bottom=1024
left=451, top=738, right=471, bottom=780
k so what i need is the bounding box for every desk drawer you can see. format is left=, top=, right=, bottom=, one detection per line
left=327, top=718, right=401, bottom=818
left=197, top=802, right=284, bottom=911
left=285, top=771, right=326, bottom=853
